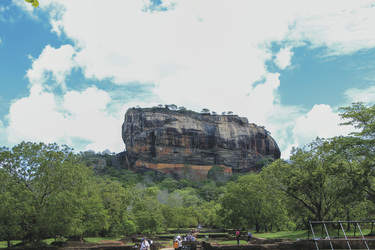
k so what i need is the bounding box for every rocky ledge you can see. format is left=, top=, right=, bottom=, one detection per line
left=122, top=108, right=280, bottom=177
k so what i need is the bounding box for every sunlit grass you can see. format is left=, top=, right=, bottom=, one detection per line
left=83, top=237, right=123, bottom=244
left=307, top=228, right=372, bottom=238
left=214, top=240, right=248, bottom=245
left=253, top=228, right=373, bottom=241
left=254, top=230, right=309, bottom=240
left=0, top=240, right=21, bottom=248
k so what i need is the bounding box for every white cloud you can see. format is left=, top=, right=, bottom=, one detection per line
left=20, top=0, right=375, bottom=88
left=286, top=0, right=375, bottom=56
left=27, top=44, right=76, bottom=90
left=344, top=86, right=375, bottom=105
left=274, top=46, right=293, bottom=69
left=292, top=104, right=354, bottom=148
left=7, top=85, right=68, bottom=144
left=6, top=85, right=124, bottom=153
left=244, top=73, right=281, bottom=124
left=39, top=0, right=375, bottom=108
left=281, top=143, right=297, bottom=160
left=0, top=119, right=6, bottom=147
left=62, top=87, right=124, bottom=152
left=41, top=0, right=294, bottom=88
left=263, top=104, right=303, bottom=159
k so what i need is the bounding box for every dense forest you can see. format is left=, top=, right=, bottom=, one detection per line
left=0, top=102, right=374, bottom=246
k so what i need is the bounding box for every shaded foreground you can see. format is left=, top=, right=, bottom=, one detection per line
left=5, top=234, right=375, bottom=250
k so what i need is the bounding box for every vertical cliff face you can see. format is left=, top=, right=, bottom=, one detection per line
left=122, top=108, right=280, bottom=176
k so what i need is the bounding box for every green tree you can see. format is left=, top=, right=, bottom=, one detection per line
left=201, top=108, right=210, bottom=114
left=175, top=188, right=203, bottom=207
left=197, top=180, right=222, bottom=202
left=129, top=185, right=164, bottom=233
left=0, top=142, right=97, bottom=242
left=262, top=139, right=350, bottom=222
left=198, top=201, right=223, bottom=228
left=158, top=178, right=179, bottom=192
left=169, top=104, right=178, bottom=110
left=220, top=174, right=287, bottom=232
left=178, top=106, right=187, bottom=112
left=0, top=170, right=28, bottom=247
left=335, top=102, right=375, bottom=203
left=254, top=158, right=274, bottom=170
left=94, top=174, right=135, bottom=237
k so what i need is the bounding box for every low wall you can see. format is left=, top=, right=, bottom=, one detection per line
left=201, top=238, right=375, bottom=250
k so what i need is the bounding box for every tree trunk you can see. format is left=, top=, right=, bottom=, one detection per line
left=255, top=222, right=260, bottom=233
left=346, top=212, right=351, bottom=231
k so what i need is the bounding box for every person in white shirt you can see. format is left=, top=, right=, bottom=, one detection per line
left=177, top=236, right=182, bottom=250
left=140, top=238, right=150, bottom=250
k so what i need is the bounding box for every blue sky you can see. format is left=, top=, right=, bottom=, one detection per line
left=1, top=0, right=375, bottom=158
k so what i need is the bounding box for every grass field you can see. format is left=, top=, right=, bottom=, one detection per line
left=254, top=230, right=309, bottom=241
left=83, top=237, right=123, bottom=244
left=253, top=228, right=373, bottom=241
left=213, top=240, right=248, bottom=245
left=0, top=240, right=21, bottom=248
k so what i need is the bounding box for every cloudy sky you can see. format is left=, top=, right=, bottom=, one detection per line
left=1, top=0, right=375, bottom=158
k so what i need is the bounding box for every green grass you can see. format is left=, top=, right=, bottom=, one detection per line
left=254, top=230, right=309, bottom=241
left=83, top=237, right=123, bottom=244
left=252, top=228, right=373, bottom=241
left=0, top=240, right=21, bottom=248
left=43, top=238, right=56, bottom=245
left=307, top=228, right=372, bottom=238
left=214, top=240, right=248, bottom=245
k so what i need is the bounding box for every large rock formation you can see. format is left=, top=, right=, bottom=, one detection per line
left=122, top=108, right=280, bottom=178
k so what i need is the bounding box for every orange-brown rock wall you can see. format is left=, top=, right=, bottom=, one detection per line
left=135, top=161, right=232, bottom=180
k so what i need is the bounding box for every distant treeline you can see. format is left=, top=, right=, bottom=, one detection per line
left=132, top=104, right=235, bottom=116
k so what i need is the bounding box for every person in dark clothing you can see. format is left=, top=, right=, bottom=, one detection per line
left=235, top=230, right=240, bottom=245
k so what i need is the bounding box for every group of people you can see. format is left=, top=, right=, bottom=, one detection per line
left=140, top=226, right=253, bottom=249
left=173, top=235, right=183, bottom=250
left=235, top=230, right=252, bottom=245
left=139, top=237, right=152, bottom=250
left=173, top=232, right=197, bottom=249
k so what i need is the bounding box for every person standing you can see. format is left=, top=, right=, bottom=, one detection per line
left=236, top=230, right=240, bottom=245
left=247, top=230, right=252, bottom=244
left=140, top=238, right=150, bottom=250
left=177, top=236, right=183, bottom=250
left=173, top=239, right=179, bottom=250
